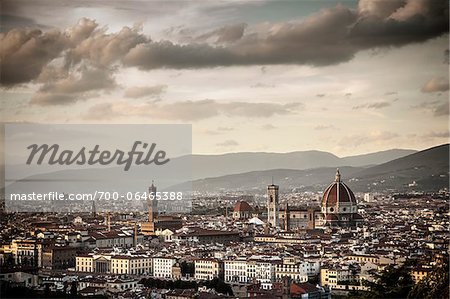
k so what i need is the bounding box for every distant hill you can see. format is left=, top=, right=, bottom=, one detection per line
left=340, top=149, right=417, bottom=168
left=174, top=144, right=448, bottom=193
left=173, top=166, right=364, bottom=193
left=3, top=147, right=421, bottom=194
left=349, top=143, right=449, bottom=191
left=178, top=148, right=416, bottom=180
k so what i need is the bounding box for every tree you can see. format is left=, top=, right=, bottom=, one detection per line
left=180, top=261, right=195, bottom=277
left=363, top=263, right=414, bottom=299
left=70, top=281, right=78, bottom=297
left=408, top=257, right=449, bottom=299
left=203, top=278, right=233, bottom=296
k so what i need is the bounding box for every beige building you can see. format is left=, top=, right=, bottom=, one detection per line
left=76, top=253, right=152, bottom=275
left=76, top=255, right=95, bottom=272
left=321, top=266, right=368, bottom=291
left=275, top=257, right=308, bottom=283
left=224, top=258, right=248, bottom=284
left=9, top=239, right=44, bottom=267
left=111, top=255, right=152, bottom=275
left=194, top=258, right=223, bottom=280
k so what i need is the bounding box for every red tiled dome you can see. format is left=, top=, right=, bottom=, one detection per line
left=322, top=169, right=356, bottom=207
left=234, top=200, right=253, bottom=212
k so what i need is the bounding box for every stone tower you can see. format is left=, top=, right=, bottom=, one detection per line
left=142, top=181, right=158, bottom=236
left=148, top=181, right=157, bottom=223
left=267, top=183, right=279, bottom=227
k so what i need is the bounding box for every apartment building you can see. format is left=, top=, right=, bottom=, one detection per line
left=194, top=258, right=223, bottom=280
left=152, top=257, right=177, bottom=279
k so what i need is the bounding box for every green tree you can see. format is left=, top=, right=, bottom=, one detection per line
left=70, top=281, right=78, bottom=297
left=364, top=263, right=414, bottom=299
left=203, top=278, right=233, bottom=296
left=408, top=258, right=449, bottom=299
left=180, top=261, right=195, bottom=276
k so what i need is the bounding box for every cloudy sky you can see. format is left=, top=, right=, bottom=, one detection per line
left=1, top=0, right=448, bottom=156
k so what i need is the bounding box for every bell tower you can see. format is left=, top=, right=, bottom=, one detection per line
left=142, top=180, right=158, bottom=236
left=267, top=182, right=279, bottom=228
left=148, top=181, right=157, bottom=223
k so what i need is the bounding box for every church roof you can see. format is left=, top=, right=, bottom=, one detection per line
left=234, top=200, right=253, bottom=212
left=322, top=169, right=356, bottom=206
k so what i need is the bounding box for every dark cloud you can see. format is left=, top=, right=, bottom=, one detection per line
left=0, top=28, right=68, bottom=85
left=123, top=1, right=448, bottom=70
left=0, top=14, right=48, bottom=32
left=358, top=0, right=405, bottom=19
left=0, top=18, right=146, bottom=89
left=0, top=0, right=448, bottom=102
left=122, top=41, right=237, bottom=69
left=352, top=0, right=448, bottom=47
left=65, top=21, right=148, bottom=68
left=30, top=68, right=116, bottom=105
left=123, top=6, right=358, bottom=69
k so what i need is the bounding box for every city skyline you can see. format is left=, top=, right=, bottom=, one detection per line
left=1, top=0, right=448, bottom=156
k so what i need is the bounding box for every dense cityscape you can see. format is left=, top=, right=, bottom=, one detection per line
left=1, top=168, right=448, bottom=299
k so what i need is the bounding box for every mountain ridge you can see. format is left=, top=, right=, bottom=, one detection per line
left=177, top=144, right=449, bottom=192
left=180, top=148, right=417, bottom=180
